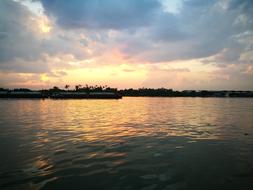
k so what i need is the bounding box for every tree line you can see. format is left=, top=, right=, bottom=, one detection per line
left=1, top=86, right=253, bottom=97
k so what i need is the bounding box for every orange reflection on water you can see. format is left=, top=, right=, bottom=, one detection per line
left=1, top=96, right=253, bottom=190
left=11, top=97, right=253, bottom=148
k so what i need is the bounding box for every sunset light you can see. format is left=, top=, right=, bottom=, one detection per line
left=0, top=0, right=252, bottom=90
left=1, top=1, right=253, bottom=190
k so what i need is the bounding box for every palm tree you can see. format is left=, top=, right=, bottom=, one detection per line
left=75, top=84, right=82, bottom=91
left=65, top=84, right=70, bottom=91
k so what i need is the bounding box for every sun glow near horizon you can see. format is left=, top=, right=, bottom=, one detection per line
left=0, top=0, right=252, bottom=90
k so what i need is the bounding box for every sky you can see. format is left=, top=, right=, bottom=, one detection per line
left=0, top=0, right=253, bottom=90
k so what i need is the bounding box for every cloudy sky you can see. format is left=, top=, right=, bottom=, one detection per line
left=0, top=0, right=253, bottom=90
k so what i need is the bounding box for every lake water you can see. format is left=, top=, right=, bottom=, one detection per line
left=0, top=97, right=253, bottom=190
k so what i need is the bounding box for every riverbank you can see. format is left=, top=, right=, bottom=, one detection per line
left=1, top=87, right=253, bottom=99
left=0, top=91, right=122, bottom=99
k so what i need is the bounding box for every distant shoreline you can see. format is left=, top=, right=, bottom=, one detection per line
left=1, top=87, right=253, bottom=99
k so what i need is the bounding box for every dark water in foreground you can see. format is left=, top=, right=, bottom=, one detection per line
left=0, top=97, right=253, bottom=190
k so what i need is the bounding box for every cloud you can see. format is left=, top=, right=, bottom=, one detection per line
left=4, top=0, right=253, bottom=66
left=0, top=0, right=95, bottom=73
left=0, top=0, right=41, bottom=63
left=0, top=0, right=253, bottom=89
left=123, top=69, right=135, bottom=72
left=41, top=0, right=161, bottom=30
left=115, top=0, right=253, bottom=65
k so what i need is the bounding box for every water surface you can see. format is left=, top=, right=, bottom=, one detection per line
left=0, top=97, right=253, bottom=190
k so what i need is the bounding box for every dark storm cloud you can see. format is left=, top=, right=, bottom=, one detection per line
left=40, top=0, right=161, bottom=30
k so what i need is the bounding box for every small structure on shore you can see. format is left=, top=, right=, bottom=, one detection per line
left=0, top=85, right=122, bottom=99
left=51, top=92, right=122, bottom=99
left=0, top=91, right=47, bottom=98
left=1, top=86, right=253, bottom=99
left=0, top=91, right=122, bottom=99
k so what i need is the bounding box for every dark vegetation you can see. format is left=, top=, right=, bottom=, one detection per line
left=119, top=88, right=253, bottom=97
left=1, top=85, right=253, bottom=98
left=0, top=85, right=120, bottom=99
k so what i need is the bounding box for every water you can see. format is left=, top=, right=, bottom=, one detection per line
left=0, top=97, right=253, bottom=190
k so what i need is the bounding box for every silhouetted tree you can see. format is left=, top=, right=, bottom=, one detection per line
left=75, top=84, right=82, bottom=91
left=65, top=84, right=70, bottom=91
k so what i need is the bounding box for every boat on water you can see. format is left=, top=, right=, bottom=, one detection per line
left=0, top=91, right=122, bottom=99
left=50, top=92, right=122, bottom=99
left=0, top=91, right=47, bottom=98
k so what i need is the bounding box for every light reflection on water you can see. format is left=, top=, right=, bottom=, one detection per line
left=0, top=97, right=253, bottom=190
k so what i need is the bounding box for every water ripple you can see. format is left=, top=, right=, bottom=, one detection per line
left=0, top=98, right=253, bottom=189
